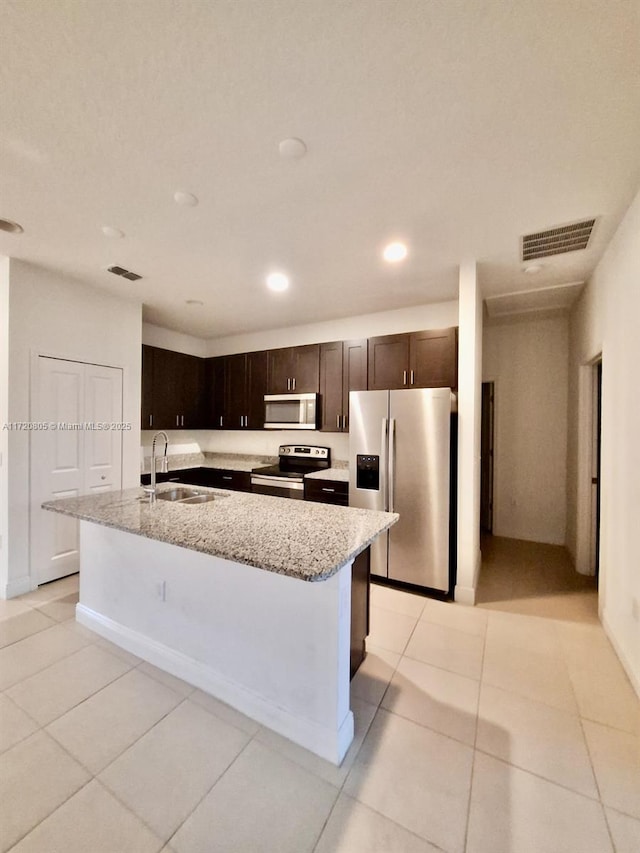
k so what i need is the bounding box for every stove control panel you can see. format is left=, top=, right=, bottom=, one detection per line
left=278, top=445, right=329, bottom=460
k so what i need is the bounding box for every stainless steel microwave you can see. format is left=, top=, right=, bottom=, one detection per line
left=264, top=394, right=318, bottom=429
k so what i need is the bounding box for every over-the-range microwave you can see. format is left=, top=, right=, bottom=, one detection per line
left=264, top=393, right=318, bottom=429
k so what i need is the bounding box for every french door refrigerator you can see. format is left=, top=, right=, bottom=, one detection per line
left=349, top=388, right=456, bottom=592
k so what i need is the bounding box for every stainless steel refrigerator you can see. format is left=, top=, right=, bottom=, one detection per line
left=349, top=388, right=456, bottom=591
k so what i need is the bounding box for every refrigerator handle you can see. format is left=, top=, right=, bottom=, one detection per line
left=380, top=417, right=389, bottom=511
left=388, top=417, right=396, bottom=512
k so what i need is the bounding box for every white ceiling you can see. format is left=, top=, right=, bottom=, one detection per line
left=1, top=0, right=639, bottom=339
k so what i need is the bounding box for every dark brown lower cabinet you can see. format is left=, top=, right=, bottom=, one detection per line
left=140, top=467, right=251, bottom=492
left=351, top=547, right=370, bottom=678
left=304, top=478, right=348, bottom=506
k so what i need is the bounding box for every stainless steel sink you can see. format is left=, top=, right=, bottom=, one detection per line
left=180, top=494, right=218, bottom=504
left=156, top=487, right=200, bottom=502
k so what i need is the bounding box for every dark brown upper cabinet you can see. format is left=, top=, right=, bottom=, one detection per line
left=204, top=356, right=225, bottom=429
left=267, top=344, right=320, bottom=394
left=409, top=328, right=458, bottom=388
left=319, top=339, right=368, bottom=432
left=141, top=345, right=204, bottom=430
left=221, top=350, right=268, bottom=430
left=368, top=328, right=457, bottom=391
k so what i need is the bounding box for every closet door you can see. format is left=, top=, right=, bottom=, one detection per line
left=31, top=357, right=123, bottom=585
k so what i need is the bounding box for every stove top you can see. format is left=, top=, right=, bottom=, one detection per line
left=251, top=444, right=331, bottom=481
left=251, top=464, right=307, bottom=480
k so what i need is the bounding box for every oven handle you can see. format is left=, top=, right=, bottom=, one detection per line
left=250, top=475, right=304, bottom=490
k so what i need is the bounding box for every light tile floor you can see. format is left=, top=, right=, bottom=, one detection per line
left=1, top=537, right=639, bottom=852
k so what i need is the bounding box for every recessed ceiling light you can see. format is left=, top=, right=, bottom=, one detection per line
left=185, top=299, right=204, bottom=306
left=383, top=241, right=408, bottom=263
left=174, top=191, right=199, bottom=207
left=523, top=263, right=543, bottom=274
left=278, top=138, right=307, bottom=160
left=101, top=225, right=124, bottom=239
left=0, top=218, right=24, bottom=234
left=266, top=272, right=289, bottom=292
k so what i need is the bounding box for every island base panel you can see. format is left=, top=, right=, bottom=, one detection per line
left=76, top=522, right=354, bottom=765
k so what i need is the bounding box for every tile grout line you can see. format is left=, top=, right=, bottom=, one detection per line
left=461, top=608, right=489, bottom=853
left=162, top=720, right=265, bottom=850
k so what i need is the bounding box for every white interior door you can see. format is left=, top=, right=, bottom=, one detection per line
left=31, top=357, right=123, bottom=585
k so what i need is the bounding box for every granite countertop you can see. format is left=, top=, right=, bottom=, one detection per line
left=141, top=452, right=276, bottom=475
left=42, top=486, right=397, bottom=582
left=304, top=468, right=349, bottom=483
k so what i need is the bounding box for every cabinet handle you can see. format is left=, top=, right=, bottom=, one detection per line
left=292, top=377, right=296, bottom=391
left=403, top=370, right=407, bottom=385
left=176, top=415, right=180, bottom=427
left=149, top=415, right=153, bottom=428
left=410, top=370, right=414, bottom=385
left=321, top=487, right=335, bottom=493
left=342, top=414, right=347, bottom=430
left=219, top=415, right=223, bottom=428
left=336, top=414, right=341, bottom=429
left=223, top=475, right=232, bottom=480
left=181, top=415, right=185, bottom=426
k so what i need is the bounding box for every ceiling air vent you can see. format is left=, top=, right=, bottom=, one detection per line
left=521, top=218, right=596, bottom=261
left=107, top=265, right=142, bottom=281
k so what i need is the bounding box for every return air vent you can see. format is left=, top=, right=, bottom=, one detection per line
left=107, top=265, right=142, bottom=281
left=521, top=218, right=596, bottom=261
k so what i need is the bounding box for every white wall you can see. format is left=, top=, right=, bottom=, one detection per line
left=3, top=260, right=142, bottom=597
left=568, top=187, right=640, bottom=696
left=456, top=263, right=482, bottom=605
left=205, top=301, right=459, bottom=356
left=0, top=257, right=10, bottom=592
left=142, top=322, right=209, bottom=357
left=483, top=313, right=569, bottom=546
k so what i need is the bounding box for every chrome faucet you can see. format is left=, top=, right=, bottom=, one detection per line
left=144, top=431, right=169, bottom=503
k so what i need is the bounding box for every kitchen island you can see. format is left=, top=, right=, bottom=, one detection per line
left=43, top=486, right=397, bottom=764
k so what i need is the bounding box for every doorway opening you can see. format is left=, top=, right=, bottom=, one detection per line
left=590, top=359, right=602, bottom=582
left=480, top=381, right=494, bottom=534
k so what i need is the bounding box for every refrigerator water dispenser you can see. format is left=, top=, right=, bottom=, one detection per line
left=356, top=455, right=379, bottom=490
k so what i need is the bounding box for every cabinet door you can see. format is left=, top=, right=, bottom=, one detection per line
left=151, top=347, right=182, bottom=428
left=246, top=350, right=268, bottom=429
left=204, top=357, right=225, bottom=428
left=181, top=353, right=204, bottom=428
left=367, top=334, right=409, bottom=390
left=141, top=345, right=154, bottom=429
left=267, top=347, right=292, bottom=393
left=342, top=339, right=368, bottom=430
left=224, top=354, right=247, bottom=429
left=319, top=342, right=343, bottom=432
left=409, top=328, right=458, bottom=389
left=291, top=344, right=320, bottom=393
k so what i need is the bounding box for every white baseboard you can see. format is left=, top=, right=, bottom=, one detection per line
left=601, top=609, right=640, bottom=700
left=76, top=604, right=354, bottom=764
left=1, top=575, right=33, bottom=600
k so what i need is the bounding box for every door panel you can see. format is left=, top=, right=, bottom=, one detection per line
left=348, top=390, right=389, bottom=578
left=84, top=365, right=123, bottom=492
left=388, top=389, right=451, bottom=591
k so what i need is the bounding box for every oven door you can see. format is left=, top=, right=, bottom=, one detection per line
left=250, top=474, right=305, bottom=500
